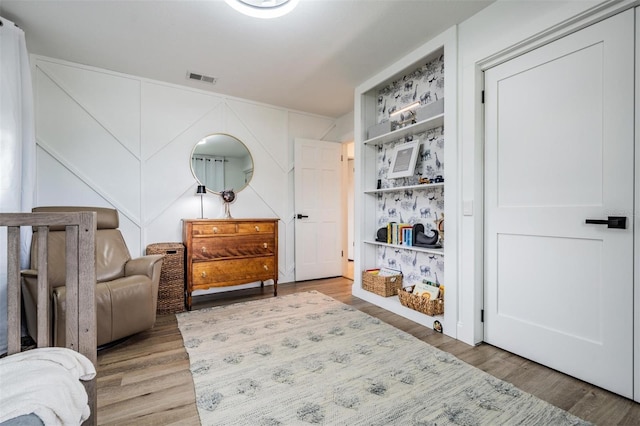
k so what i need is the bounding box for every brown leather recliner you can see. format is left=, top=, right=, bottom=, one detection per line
left=22, top=206, right=164, bottom=347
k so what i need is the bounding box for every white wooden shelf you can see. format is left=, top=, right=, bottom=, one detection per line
left=364, top=240, right=444, bottom=256
left=364, top=113, right=444, bottom=146
left=364, top=182, right=444, bottom=194
left=351, top=289, right=444, bottom=330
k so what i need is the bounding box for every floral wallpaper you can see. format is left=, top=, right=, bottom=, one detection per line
left=372, top=54, right=445, bottom=289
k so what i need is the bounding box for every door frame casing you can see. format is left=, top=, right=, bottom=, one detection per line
left=341, top=142, right=354, bottom=280
left=634, top=5, right=640, bottom=403
left=474, top=0, right=638, bottom=401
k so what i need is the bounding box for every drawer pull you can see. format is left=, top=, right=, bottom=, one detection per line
left=201, top=271, right=207, bottom=278
left=263, top=264, right=269, bottom=271
left=212, top=226, right=218, bottom=233
left=201, top=246, right=207, bottom=253
left=263, top=243, right=268, bottom=249
left=255, top=225, right=260, bottom=232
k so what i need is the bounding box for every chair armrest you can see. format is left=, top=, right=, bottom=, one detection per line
left=124, top=255, right=164, bottom=279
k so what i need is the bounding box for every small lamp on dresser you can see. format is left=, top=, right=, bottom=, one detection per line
left=196, top=185, right=206, bottom=219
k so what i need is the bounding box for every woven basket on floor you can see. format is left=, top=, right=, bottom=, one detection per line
left=146, top=242, right=185, bottom=314
left=362, top=270, right=402, bottom=297
left=397, top=286, right=444, bottom=316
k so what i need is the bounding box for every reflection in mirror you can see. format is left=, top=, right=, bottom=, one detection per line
left=191, top=133, right=254, bottom=193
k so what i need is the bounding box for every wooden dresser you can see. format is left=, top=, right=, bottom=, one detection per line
left=182, top=218, right=278, bottom=310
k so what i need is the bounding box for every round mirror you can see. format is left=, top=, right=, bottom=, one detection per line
left=190, top=133, right=254, bottom=194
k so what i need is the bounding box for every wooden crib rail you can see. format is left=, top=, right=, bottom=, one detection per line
left=0, top=211, right=97, bottom=425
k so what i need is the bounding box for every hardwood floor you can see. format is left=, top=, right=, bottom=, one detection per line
left=96, top=277, right=640, bottom=425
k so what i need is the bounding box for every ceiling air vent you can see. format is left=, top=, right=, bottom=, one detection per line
left=187, top=71, right=217, bottom=85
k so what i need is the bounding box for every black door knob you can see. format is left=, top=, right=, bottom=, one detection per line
left=585, top=216, right=626, bottom=229
left=296, top=214, right=309, bottom=219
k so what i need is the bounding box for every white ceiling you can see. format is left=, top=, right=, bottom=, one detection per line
left=0, top=0, right=493, bottom=118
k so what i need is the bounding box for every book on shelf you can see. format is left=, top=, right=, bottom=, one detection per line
left=412, top=281, right=441, bottom=300
left=385, top=222, right=414, bottom=246
left=378, top=267, right=402, bottom=277
left=364, top=267, right=402, bottom=277
left=401, top=225, right=413, bottom=247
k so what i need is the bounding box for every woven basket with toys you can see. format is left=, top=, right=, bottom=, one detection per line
left=398, top=280, right=444, bottom=316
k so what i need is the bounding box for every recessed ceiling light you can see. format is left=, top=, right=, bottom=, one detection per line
left=224, top=0, right=299, bottom=19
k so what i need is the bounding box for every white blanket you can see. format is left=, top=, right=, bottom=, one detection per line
left=0, top=347, right=96, bottom=425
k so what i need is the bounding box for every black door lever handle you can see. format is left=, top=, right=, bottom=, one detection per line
left=585, top=216, right=626, bottom=229
left=296, top=214, right=309, bottom=219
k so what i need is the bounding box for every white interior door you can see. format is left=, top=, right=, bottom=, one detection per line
left=484, top=10, right=634, bottom=398
left=294, top=138, right=342, bottom=281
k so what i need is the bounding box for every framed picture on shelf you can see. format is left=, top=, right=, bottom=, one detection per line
left=387, top=140, right=420, bottom=179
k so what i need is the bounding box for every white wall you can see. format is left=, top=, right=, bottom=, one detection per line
left=32, top=55, right=337, bottom=285
left=456, top=0, right=607, bottom=344
left=325, top=110, right=354, bottom=143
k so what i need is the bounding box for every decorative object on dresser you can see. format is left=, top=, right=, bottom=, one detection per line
left=196, top=185, right=207, bottom=219
left=182, top=218, right=278, bottom=310
left=145, top=242, right=186, bottom=314
left=220, top=189, right=236, bottom=219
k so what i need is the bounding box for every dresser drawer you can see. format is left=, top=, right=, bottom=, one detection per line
left=192, top=257, right=275, bottom=287
left=238, top=222, right=275, bottom=234
left=192, top=222, right=237, bottom=236
left=192, top=235, right=275, bottom=260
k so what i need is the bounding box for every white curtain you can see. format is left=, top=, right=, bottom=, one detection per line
left=192, top=155, right=225, bottom=191
left=208, top=157, right=225, bottom=190
left=0, top=17, right=36, bottom=354
left=192, top=155, right=209, bottom=187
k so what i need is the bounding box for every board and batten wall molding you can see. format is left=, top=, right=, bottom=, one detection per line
left=32, top=55, right=337, bottom=285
